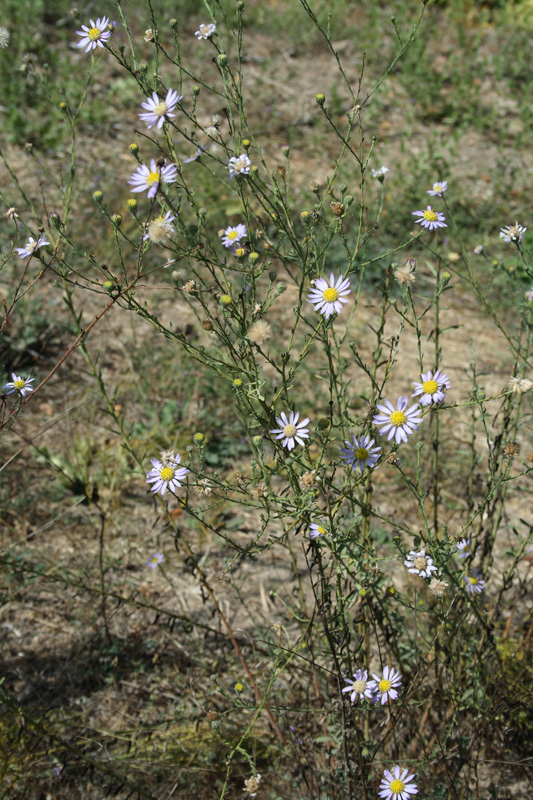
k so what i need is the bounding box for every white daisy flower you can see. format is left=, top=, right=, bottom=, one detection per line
left=195, top=22, right=216, bottom=39
left=143, top=211, right=175, bottom=244
left=370, top=665, right=402, bottom=705
left=3, top=373, right=34, bottom=397
left=464, top=570, right=485, bottom=594
left=139, top=88, right=183, bottom=130
left=404, top=549, right=438, bottom=579
left=412, top=205, right=447, bottom=231
left=373, top=396, right=423, bottom=445
left=270, top=410, right=310, bottom=451
left=221, top=223, right=247, bottom=249
left=15, top=233, right=49, bottom=258
left=128, top=159, right=178, bottom=199
left=456, top=537, right=472, bottom=558
left=228, top=153, right=251, bottom=178
left=146, top=451, right=189, bottom=495
left=500, top=222, right=526, bottom=243
left=411, top=369, right=451, bottom=406
left=371, top=165, right=390, bottom=179
left=76, top=16, right=111, bottom=52
left=342, top=669, right=375, bottom=702
left=0, top=26, right=9, bottom=48
left=427, top=179, right=448, bottom=196
left=378, top=765, right=418, bottom=800
left=307, top=272, right=351, bottom=319
left=309, top=521, right=326, bottom=539
left=146, top=552, right=164, bottom=569
left=340, top=433, right=381, bottom=472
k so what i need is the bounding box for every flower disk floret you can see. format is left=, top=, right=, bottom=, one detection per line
left=3, top=373, right=34, bottom=397
left=128, top=159, right=178, bottom=199
left=146, top=451, right=189, bottom=495
left=341, top=433, right=381, bottom=472
left=342, top=669, right=375, bottom=703
left=373, top=397, right=423, bottom=445
left=270, top=410, right=310, bottom=451
left=412, top=205, right=447, bottom=231
left=76, top=17, right=111, bottom=51
left=370, top=665, right=402, bottom=704
left=405, top=549, right=438, bottom=579
left=308, top=273, right=351, bottom=319
left=379, top=765, right=418, bottom=800
left=221, top=223, right=247, bottom=248
left=412, top=369, right=451, bottom=406
left=16, top=233, right=49, bottom=258
left=139, top=88, right=183, bottom=130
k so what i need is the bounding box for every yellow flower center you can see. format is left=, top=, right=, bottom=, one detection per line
left=413, top=557, right=428, bottom=570
left=423, top=209, right=438, bottom=222
left=378, top=679, right=392, bottom=692
left=318, top=525, right=326, bottom=534
left=283, top=424, right=297, bottom=437
left=200, top=25, right=210, bottom=35
left=390, top=410, right=407, bottom=427
left=422, top=379, right=438, bottom=394
left=146, top=171, right=160, bottom=186
left=468, top=576, right=478, bottom=585
left=88, top=27, right=102, bottom=41
left=355, top=447, right=369, bottom=461
left=227, top=230, right=239, bottom=240
left=159, top=466, right=175, bottom=481
left=154, top=101, right=169, bottom=117
left=234, top=682, right=244, bottom=692
left=434, top=184, right=442, bottom=192
left=352, top=679, right=367, bottom=693
left=323, top=287, right=339, bottom=303
left=390, top=779, right=405, bottom=794
left=235, top=247, right=245, bottom=256
left=13, top=379, right=25, bottom=390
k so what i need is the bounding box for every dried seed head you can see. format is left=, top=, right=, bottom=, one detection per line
left=248, top=320, right=272, bottom=345
left=503, top=441, right=520, bottom=457
left=429, top=578, right=448, bottom=597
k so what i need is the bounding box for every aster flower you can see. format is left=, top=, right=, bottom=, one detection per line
left=307, top=272, right=351, bottom=319
left=195, top=22, right=216, bottom=39
left=146, top=451, right=189, bottom=495
left=373, top=397, right=423, bottom=445
left=427, top=179, right=448, bottom=196
left=139, top=88, right=183, bottom=130
left=464, top=570, right=485, bottom=594
left=76, top=16, right=111, bottom=51
left=0, top=26, right=9, bottom=48
left=15, top=233, right=49, bottom=258
left=412, top=205, right=447, bottom=231
left=507, top=376, right=533, bottom=394
left=370, top=665, right=402, bottom=705
left=183, top=146, right=205, bottom=164
left=3, top=373, right=34, bottom=397
left=474, top=245, right=484, bottom=255
left=128, top=159, right=178, bottom=199
left=456, top=537, right=472, bottom=558
left=404, top=549, right=438, bottom=579
left=309, top=521, right=326, bottom=539
left=342, top=669, right=375, bottom=702
left=371, top=165, right=390, bottom=179
left=341, top=433, right=381, bottom=472
left=411, top=369, right=451, bottom=406
left=378, top=765, right=418, bottom=800
left=270, top=410, right=310, bottom=451
left=500, top=222, right=526, bottom=243
left=143, top=211, right=175, bottom=244
left=147, top=552, right=164, bottom=569
left=228, top=153, right=251, bottom=178
left=221, top=223, right=247, bottom=248
left=524, top=285, right=533, bottom=302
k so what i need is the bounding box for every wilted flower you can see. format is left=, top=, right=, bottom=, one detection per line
left=128, top=159, right=178, bottom=199
left=15, top=233, right=49, bottom=258
left=412, top=369, right=451, bottom=406
left=248, top=320, right=272, bottom=345
left=194, top=478, right=214, bottom=496
left=270, top=410, right=310, bottom=451
left=146, top=451, right=189, bottom=495
left=427, top=179, right=448, bottom=196
left=378, top=765, right=418, bottom=800
left=144, top=211, right=175, bottom=244
left=139, top=88, right=183, bottom=130
left=182, top=280, right=196, bottom=294
left=507, top=376, right=533, bottom=394
left=76, top=16, right=111, bottom=51
left=373, top=397, right=423, bottom=445
left=143, top=28, right=155, bottom=42
left=342, top=669, right=375, bottom=702
left=394, top=260, right=416, bottom=286
left=243, top=774, right=261, bottom=797
left=503, top=440, right=520, bottom=457
left=404, top=549, right=438, bottom=578
left=146, top=552, right=164, bottom=569
left=464, top=570, right=485, bottom=594
left=341, top=433, right=381, bottom=472
left=3, top=373, right=34, bottom=397
left=221, top=223, right=247, bottom=248
left=412, top=205, right=447, bottom=231
left=0, top=26, right=9, bottom=48
left=500, top=222, right=526, bottom=243
left=307, top=272, right=351, bottom=319
left=300, top=470, right=317, bottom=489
left=195, top=23, right=216, bottom=39
left=228, top=153, right=251, bottom=178
left=370, top=666, right=402, bottom=704
left=429, top=578, right=448, bottom=597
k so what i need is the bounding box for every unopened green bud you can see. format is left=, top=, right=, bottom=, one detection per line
left=344, top=195, right=354, bottom=207
left=301, top=210, right=310, bottom=220
left=127, top=198, right=138, bottom=211
left=220, top=294, right=232, bottom=305
left=252, top=435, right=262, bottom=447
left=275, top=281, right=287, bottom=295
left=25, top=142, right=33, bottom=153
left=129, top=143, right=139, bottom=157
left=193, top=85, right=200, bottom=96
left=236, top=0, right=245, bottom=9
left=111, top=213, right=122, bottom=227
left=194, top=432, right=205, bottom=443
left=169, top=18, right=178, bottom=28
left=315, top=93, right=325, bottom=105
left=48, top=211, right=61, bottom=229
left=318, top=417, right=330, bottom=430
left=103, top=280, right=114, bottom=292
left=93, top=191, right=103, bottom=203
left=249, top=251, right=259, bottom=264
left=138, top=62, right=148, bottom=74
left=59, top=101, right=68, bottom=112
left=217, top=53, right=228, bottom=67
left=340, top=184, right=348, bottom=196
left=242, top=138, right=251, bottom=149
left=268, top=270, right=277, bottom=282
left=198, top=207, right=207, bottom=217
left=233, top=378, right=242, bottom=387
left=441, top=271, right=451, bottom=282
left=386, top=586, right=395, bottom=595
left=359, top=588, right=367, bottom=597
